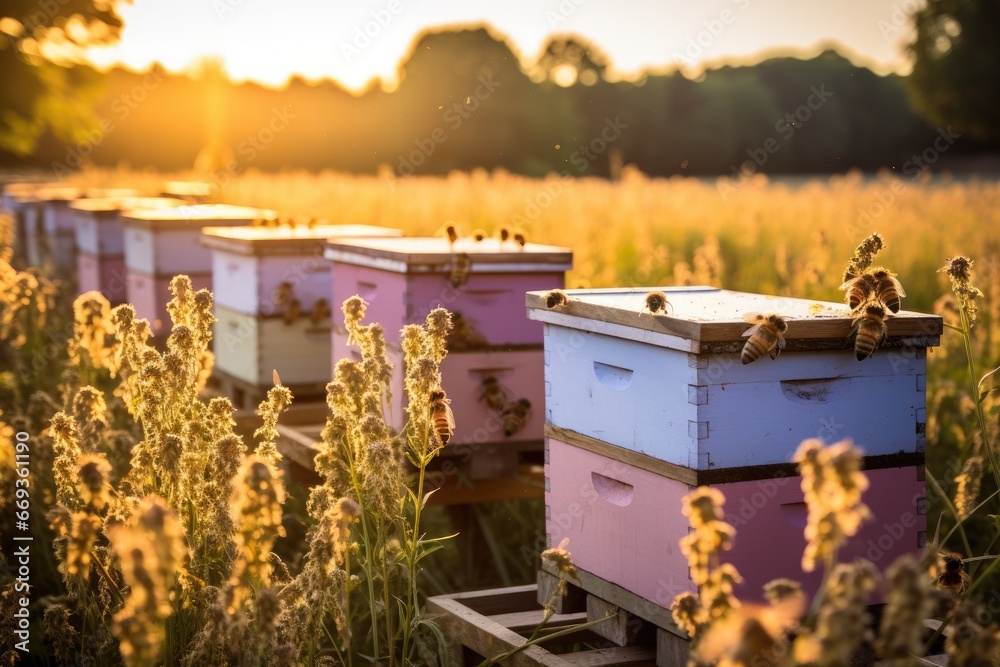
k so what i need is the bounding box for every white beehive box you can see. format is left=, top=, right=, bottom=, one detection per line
left=527, top=287, right=941, bottom=470
left=122, top=204, right=276, bottom=335
left=2, top=182, right=61, bottom=262
left=202, top=224, right=403, bottom=397
left=160, top=180, right=216, bottom=203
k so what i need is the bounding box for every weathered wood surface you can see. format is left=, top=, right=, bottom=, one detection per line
left=526, top=286, right=942, bottom=349
left=201, top=224, right=401, bottom=256
left=326, top=236, right=573, bottom=272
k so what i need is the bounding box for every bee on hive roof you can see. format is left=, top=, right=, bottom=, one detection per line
left=741, top=312, right=788, bottom=365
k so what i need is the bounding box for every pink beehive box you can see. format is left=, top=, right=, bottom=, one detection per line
left=72, top=197, right=186, bottom=303
left=326, top=237, right=572, bottom=447
left=2, top=182, right=62, bottom=262
left=121, top=204, right=276, bottom=335
left=201, top=224, right=402, bottom=393
left=528, top=286, right=938, bottom=612
left=545, top=434, right=925, bottom=607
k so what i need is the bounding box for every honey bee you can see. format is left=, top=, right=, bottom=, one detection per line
left=438, top=223, right=460, bottom=246
left=472, top=228, right=487, bottom=242
left=641, top=290, right=672, bottom=317
left=502, top=399, right=531, bottom=437
left=310, top=298, right=331, bottom=326
left=273, top=280, right=294, bottom=307
left=839, top=272, right=879, bottom=311
left=448, top=253, right=472, bottom=288
left=741, top=313, right=788, bottom=365
left=851, top=301, right=888, bottom=361
left=869, top=267, right=906, bottom=313
left=494, top=226, right=510, bottom=242
left=445, top=311, right=487, bottom=351
left=932, top=552, right=971, bottom=598
left=306, top=217, right=318, bottom=229
left=479, top=376, right=508, bottom=413
left=544, top=289, right=569, bottom=309
left=513, top=232, right=527, bottom=249
left=283, top=298, right=301, bottom=325
left=430, top=389, right=455, bottom=446
left=272, top=369, right=282, bottom=386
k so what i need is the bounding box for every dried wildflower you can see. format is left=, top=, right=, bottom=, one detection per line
left=63, top=511, right=101, bottom=584
left=794, top=439, right=871, bottom=572
left=71, top=386, right=109, bottom=453
left=842, top=232, right=885, bottom=282
left=946, top=602, right=1000, bottom=667
left=955, top=456, right=984, bottom=519
left=69, top=291, right=120, bottom=377
left=51, top=411, right=83, bottom=509
left=43, top=604, right=79, bottom=665
left=796, top=562, right=876, bottom=667
left=876, top=556, right=933, bottom=661
left=77, top=453, right=112, bottom=513
left=361, top=440, right=401, bottom=518
left=679, top=487, right=736, bottom=585
left=697, top=595, right=803, bottom=667
left=671, top=592, right=702, bottom=637
left=227, top=457, right=287, bottom=615
left=763, top=579, right=802, bottom=604
left=108, top=497, right=188, bottom=667
left=541, top=537, right=578, bottom=581
left=940, top=256, right=985, bottom=327
left=253, top=383, right=293, bottom=467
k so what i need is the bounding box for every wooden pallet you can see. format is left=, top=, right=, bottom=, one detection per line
left=426, top=584, right=663, bottom=666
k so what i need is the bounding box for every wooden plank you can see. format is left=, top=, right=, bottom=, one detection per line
left=450, top=584, right=539, bottom=616
left=326, top=236, right=573, bottom=269
left=655, top=628, right=689, bottom=667
left=540, top=562, right=682, bottom=639
left=587, top=595, right=647, bottom=647
left=424, top=465, right=544, bottom=506
left=538, top=569, right=588, bottom=615
left=488, top=610, right=588, bottom=633
left=526, top=288, right=942, bottom=349
left=425, top=595, right=575, bottom=667
left=560, top=646, right=658, bottom=666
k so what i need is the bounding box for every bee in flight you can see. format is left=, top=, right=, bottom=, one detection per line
left=438, top=223, right=460, bottom=246
left=544, top=289, right=569, bottom=309
left=272, top=369, right=282, bottom=386
left=310, top=298, right=331, bottom=326
left=494, top=226, right=510, bottom=242
left=479, top=376, right=508, bottom=413
left=283, top=298, right=301, bottom=325
left=449, top=253, right=472, bottom=288
left=445, top=311, right=487, bottom=351
left=851, top=300, right=888, bottom=361
left=932, top=551, right=971, bottom=598
left=741, top=312, right=788, bottom=365
left=840, top=267, right=906, bottom=313
left=472, top=228, right=487, bottom=242
left=502, top=398, right=531, bottom=437
left=513, top=232, right=527, bottom=249
left=429, top=389, right=455, bottom=446
left=641, top=290, right=672, bottom=317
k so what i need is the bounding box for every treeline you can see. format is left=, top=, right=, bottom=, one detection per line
left=1, top=27, right=974, bottom=177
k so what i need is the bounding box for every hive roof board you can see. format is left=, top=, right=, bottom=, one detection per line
left=18, top=187, right=143, bottom=203
left=526, top=286, right=942, bottom=354
left=324, top=236, right=573, bottom=273
left=161, top=181, right=216, bottom=198
left=201, top=224, right=404, bottom=255
left=121, top=204, right=277, bottom=230
left=70, top=197, right=186, bottom=213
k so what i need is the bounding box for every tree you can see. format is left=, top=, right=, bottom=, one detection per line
left=907, top=0, right=1000, bottom=143
left=0, top=0, right=124, bottom=156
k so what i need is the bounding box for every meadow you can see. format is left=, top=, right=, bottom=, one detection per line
left=3, top=166, right=1000, bottom=664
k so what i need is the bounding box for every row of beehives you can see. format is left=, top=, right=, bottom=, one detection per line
left=524, top=285, right=939, bottom=640
left=0, top=180, right=571, bottom=455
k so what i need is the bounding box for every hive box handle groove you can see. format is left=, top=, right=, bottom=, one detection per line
left=779, top=502, right=807, bottom=529
left=593, top=361, right=633, bottom=391
left=591, top=472, right=634, bottom=507
left=357, top=281, right=377, bottom=302
left=779, top=377, right=851, bottom=403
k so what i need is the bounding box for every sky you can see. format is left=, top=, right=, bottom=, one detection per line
left=83, top=0, right=921, bottom=91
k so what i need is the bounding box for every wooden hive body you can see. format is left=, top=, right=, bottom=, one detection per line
left=2, top=182, right=61, bottom=261
left=327, top=237, right=572, bottom=446
left=202, top=224, right=403, bottom=392
left=33, top=187, right=142, bottom=270
left=121, top=205, right=276, bottom=335
left=530, top=286, right=937, bottom=608
left=528, top=286, right=941, bottom=470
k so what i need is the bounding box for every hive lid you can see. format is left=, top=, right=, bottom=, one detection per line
left=526, top=286, right=943, bottom=354
left=121, top=204, right=277, bottom=230
left=21, top=187, right=143, bottom=203
left=2, top=181, right=63, bottom=199
left=160, top=181, right=216, bottom=198
left=324, top=237, right=573, bottom=273
left=200, top=224, right=403, bottom=255
left=70, top=197, right=186, bottom=214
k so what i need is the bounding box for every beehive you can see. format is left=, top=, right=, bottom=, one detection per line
left=72, top=197, right=186, bottom=303
left=325, top=237, right=572, bottom=451
left=527, top=286, right=940, bottom=606
left=121, top=204, right=276, bottom=335
left=160, top=180, right=216, bottom=203
left=1, top=182, right=61, bottom=261
left=25, top=187, right=142, bottom=271
left=201, top=224, right=403, bottom=407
